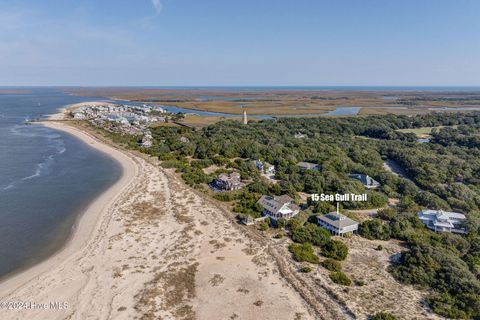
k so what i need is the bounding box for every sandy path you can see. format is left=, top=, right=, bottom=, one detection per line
left=0, top=121, right=316, bottom=320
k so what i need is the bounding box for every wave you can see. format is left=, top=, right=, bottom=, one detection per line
left=1, top=124, right=67, bottom=191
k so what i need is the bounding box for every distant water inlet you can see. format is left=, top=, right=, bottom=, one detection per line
left=122, top=101, right=363, bottom=118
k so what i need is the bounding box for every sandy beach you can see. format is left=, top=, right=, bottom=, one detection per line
left=0, top=119, right=316, bottom=320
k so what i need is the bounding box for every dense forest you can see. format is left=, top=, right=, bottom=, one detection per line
left=109, top=112, right=480, bottom=319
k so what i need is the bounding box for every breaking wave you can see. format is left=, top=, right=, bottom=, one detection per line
left=1, top=124, right=66, bottom=191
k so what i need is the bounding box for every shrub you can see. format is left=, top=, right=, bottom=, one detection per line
left=300, top=266, right=312, bottom=273
left=426, top=292, right=478, bottom=319
left=276, top=218, right=286, bottom=229
left=359, top=219, right=391, bottom=240
left=213, top=192, right=236, bottom=202
left=160, top=160, right=187, bottom=169
left=355, top=279, right=366, bottom=286
left=274, top=231, right=285, bottom=239
left=321, top=258, right=342, bottom=272
left=377, top=208, right=397, bottom=221
left=329, top=271, right=351, bottom=286
left=289, top=243, right=319, bottom=264
left=259, top=222, right=269, bottom=231
left=376, top=245, right=383, bottom=251
left=191, top=159, right=213, bottom=169
left=370, top=312, right=397, bottom=320
left=321, top=240, right=349, bottom=261
left=291, top=223, right=331, bottom=246
left=181, top=167, right=211, bottom=186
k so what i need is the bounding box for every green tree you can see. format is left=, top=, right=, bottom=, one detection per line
left=321, top=240, right=349, bottom=261
left=289, top=243, right=320, bottom=264
left=329, top=271, right=351, bottom=286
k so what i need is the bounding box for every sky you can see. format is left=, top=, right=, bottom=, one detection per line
left=1, top=0, right=480, bottom=86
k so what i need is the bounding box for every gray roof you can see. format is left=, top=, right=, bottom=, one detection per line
left=317, top=212, right=359, bottom=229
left=297, top=162, right=321, bottom=170
left=418, top=209, right=466, bottom=220
left=349, top=174, right=380, bottom=187
left=257, top=195, right=300, bottom=215
left=217, top=172, right=241, bottom=182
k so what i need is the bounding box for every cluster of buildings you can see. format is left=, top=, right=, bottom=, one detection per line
left=256, top=194, right=361, bottom=235
left=71, top=103, right=167, bottom=143
left=209, top=165, right=468, bottom=237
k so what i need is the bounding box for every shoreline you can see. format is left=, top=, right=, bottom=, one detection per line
left=0, top=109, right=321, bottom=320
left=0, top=120, right=138, bottom=296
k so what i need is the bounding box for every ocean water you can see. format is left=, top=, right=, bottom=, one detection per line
left=0, top=88, right=122, bottom=279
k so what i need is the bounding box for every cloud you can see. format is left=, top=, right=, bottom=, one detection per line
left=151, top=0, right=163, bottom=14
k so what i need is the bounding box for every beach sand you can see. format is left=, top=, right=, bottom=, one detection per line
left=0, top=120, right=316, bottom=320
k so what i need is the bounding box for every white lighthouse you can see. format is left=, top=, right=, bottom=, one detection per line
left=243, top=110, right=248, bottom=124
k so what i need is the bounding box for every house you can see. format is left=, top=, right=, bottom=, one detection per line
left=254, top=160, right=264, bottom=171
left=213, top=172, right=244, bottom=191
left=294, top=132, right=306, bottom=139
left=264, top=162, right=276, bottom=175
left=349, top=174, right=380, bottom=189
left=254, top=160, right=276, bottom=176
left=296, top=162, right=321, bottom=171
left=257, top=195, right=300, bottom=221
left=179, top=136, right=190, bottom=143
left=317, top=209, right=359, bottom=236
left=418, top=209, right=467, bottom=234
left=240, top=215, right=255, bottom=226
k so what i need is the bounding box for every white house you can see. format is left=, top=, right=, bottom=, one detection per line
left=264, top=163, right=276, bottom=175
left=257, top=195, right=300, bottom=221
left=349, top=174, right=380, bottom=189
left=417, top=209, right=467, bottom=234
left=317, top=205, right=359, bottom=236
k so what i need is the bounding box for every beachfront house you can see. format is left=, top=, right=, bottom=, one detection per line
left=418, top=209, right=467, bottom=234
left=212, top=172, right=245, bottom=191
left=317, top=207, right=359, bottom=236
left=257, top=195, right=300, bottom=221
left=349, top=173, right=380, bottom=189
left=297, top=162, right=321, bottom=171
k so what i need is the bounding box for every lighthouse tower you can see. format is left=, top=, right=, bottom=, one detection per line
left=242, top=111, right=248, bottom=124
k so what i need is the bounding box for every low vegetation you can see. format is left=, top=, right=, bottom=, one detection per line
left=370, top=312, right=397, bottom=320
left=321, top=240, right=349, bottom=261
left=321, top=258, right=342, bottom=272
left=289, top=243, right=319, bottom=264
left=104, top=111, right=480, bottom=318
left=329, top=271, right=352, bottom=286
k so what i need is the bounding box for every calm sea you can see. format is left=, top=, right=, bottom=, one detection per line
left=0, top=88, right=122, bottom=279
